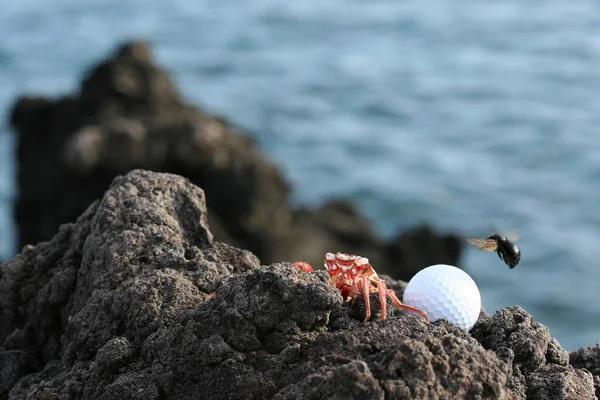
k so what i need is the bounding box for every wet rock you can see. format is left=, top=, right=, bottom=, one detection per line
left=0, top=170, right=595, bottom=399
left=10, top=39, right=462, bottom=281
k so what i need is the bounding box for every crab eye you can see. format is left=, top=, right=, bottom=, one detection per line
left=325, top=253, right=335, bottom=260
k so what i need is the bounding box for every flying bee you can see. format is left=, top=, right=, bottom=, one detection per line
left=467, top=232, right=521, bottom=269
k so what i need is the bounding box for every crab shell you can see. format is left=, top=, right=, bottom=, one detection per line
left=324, top=252, right=378, bottom=301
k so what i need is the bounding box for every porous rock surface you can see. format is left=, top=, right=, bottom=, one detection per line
left=0, top=170, right=597, bottom=399
left=9, top=39, right=460, bottom=280
left=570, top=345, right=600, bottom=398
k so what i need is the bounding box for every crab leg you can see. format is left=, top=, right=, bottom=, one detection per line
left=377, top=279, right=388, bottom=321
left=293, top=261, right=314, bottom=273
left=386, top=289, right=429, bottom=322
left=362, top=275, right=372, bottom=322
left=351, top=278, right=361, bottom=305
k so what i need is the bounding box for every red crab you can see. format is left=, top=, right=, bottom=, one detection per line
left=293, top=252, right=430, bottom=323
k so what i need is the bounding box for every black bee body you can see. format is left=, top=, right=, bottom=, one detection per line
left=489, top=233, right=521, bottom=269
left=467, top=232, right=521, bottom=269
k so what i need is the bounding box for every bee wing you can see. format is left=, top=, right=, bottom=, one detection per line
left=504, top=232, right=520, bottom=242
left=488, top=225, right=501, bottom=235
left=489, top=224, right=520, bottom=242
left=466, top=237, right=498, bottom=251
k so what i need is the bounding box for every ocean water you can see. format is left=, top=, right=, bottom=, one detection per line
left=1, top=0, right=600, bottom=351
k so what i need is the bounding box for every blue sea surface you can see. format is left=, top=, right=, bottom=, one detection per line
left=1, top=0, right=600, bottom=350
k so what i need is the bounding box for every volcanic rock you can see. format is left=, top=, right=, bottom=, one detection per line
left=0, top=170, right=596, bottom=399
left=570, top=345, right=600, bottom=398
left=9, top=39, right=461, bottom=280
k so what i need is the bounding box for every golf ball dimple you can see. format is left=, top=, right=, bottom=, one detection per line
left=402, top=264, right=481, bottom=331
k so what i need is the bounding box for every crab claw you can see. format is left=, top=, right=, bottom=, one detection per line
left=293, top=261, right=314, bottom=273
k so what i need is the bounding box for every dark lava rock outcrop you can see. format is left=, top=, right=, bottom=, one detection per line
left=0, top=170, right=597, bottom=399
left=571, top=345, right=600, bottom=398
left=10, top=39, right=460, bottom=281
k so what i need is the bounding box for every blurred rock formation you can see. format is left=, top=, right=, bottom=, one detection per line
left=9, top=40, right=462, bottom=280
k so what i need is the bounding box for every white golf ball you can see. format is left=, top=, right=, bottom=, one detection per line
left=402, top=264, right=481, bottom=331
